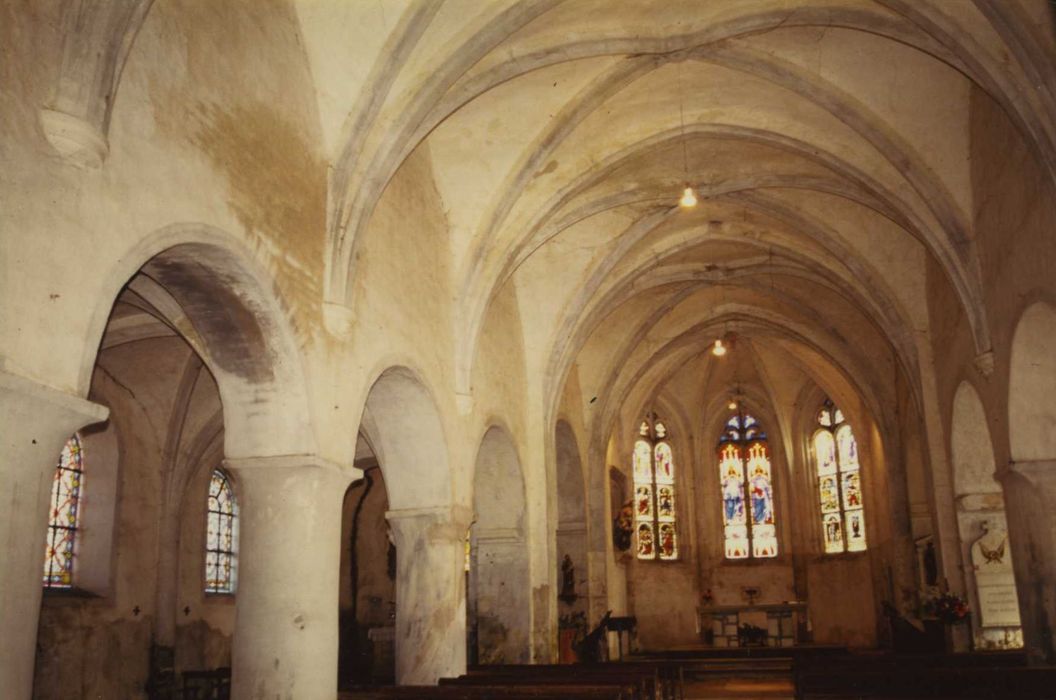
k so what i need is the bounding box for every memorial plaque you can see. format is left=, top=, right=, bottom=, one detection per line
left=977, top=584, right=1021, bottom=628
left=970, top=521, right=1022, bottom=629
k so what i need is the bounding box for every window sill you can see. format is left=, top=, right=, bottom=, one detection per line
left=815, top=550, right=870, bottom=562
left=42, top=586, right=104, bottom=600
left=719, top=556, right=790, bottom=566
left=634, top=557, right=684, bottom=564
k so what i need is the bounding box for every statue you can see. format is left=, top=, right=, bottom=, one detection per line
left=613, top=500, right=633, bottom=552
left=923, top=541, right=938, bottom=587
left=559, top=554, right=577, bottom=604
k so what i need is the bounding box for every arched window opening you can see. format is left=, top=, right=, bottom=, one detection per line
left=633, top=418, right=678, bottom=560
left=814, top=400, right=867, bottom=554
left=719, top=413, right=777, bottom=560
left=205, top=469, right=239, bottom=594
left=43, top=435, right=85, bottom=588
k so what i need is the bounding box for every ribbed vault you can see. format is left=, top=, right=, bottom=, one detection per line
left=319, top=1, right=1056, bottom=416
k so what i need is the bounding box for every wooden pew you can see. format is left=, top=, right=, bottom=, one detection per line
left=339, top=684, right=627, bottom=699
left=460, top=661, right=671, bottom=699
left=794, top=652, right=1053, bottom=699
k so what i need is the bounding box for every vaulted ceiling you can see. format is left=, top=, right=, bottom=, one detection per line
left=301, top=0, right=1052, bottom=435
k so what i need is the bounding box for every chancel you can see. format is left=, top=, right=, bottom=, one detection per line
left=3, top=1, right=1056, bottom=699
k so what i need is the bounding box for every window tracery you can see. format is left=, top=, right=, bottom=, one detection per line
left=633, top=418, right=678, bottom=560
left=43, top=435, right=84, bottom=588
left=205, top=469, right=239, bottom=594
left=719, top=413, right=778, bottom=560
left=813, top=401, right=867, bottom=553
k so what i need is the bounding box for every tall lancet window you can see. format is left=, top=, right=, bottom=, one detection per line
left=205, top=469, right=239, bottom=594
left=43, top=435, right=85, bottom=588
left=719, top=413, right=778, bottom=560
left=632, top=418, right=678, bottom=560
left=813, top=400, right=867, bottom=553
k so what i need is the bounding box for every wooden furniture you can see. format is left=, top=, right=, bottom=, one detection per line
left=180, top=667, right=231, bottom=700
left=699, top=603, right=806, bottom=647
left=792, top=650, right=1055, bottom=699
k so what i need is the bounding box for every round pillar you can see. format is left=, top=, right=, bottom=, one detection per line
left=1000, top=461, right=1056, bottom=664
left=0, top=371, right=107, bottom=699
left=386, top=505, right=472, bottom=685
left=227, top=456, right=352, bottom=699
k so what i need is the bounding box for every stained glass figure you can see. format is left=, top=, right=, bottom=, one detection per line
left=633, top=439, right=652, bottom=482
left=819, top=476, right=839, bottom=513
left=635, top=484, right=653, bottom=519
left=658, top=522, right=677, bottom=560
left=814, top=401, right=867, bottom=554
left=654, top=442, right=674, bottom=483
left=632, top=417, right=678, bottom=560
left=637, top=523, right=655, bottom=558
left=43, top=435, right=84, bottom=588
left=657, top=486, right=675, bottom=519
left=836, top=425, right=859, bottom=470
left=814, top=431, right=837, bottom=475
left=205, top=469, right=239, bottom=594
left=823, top=513, right=844, bottom=553
left=718, top=414, right=778, bottom=559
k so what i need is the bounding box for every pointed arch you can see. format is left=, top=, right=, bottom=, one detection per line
left=1009, top=302, right=1056, bottom=462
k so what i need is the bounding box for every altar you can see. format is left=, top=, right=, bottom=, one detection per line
left=699, top=602, right=807, bottom=647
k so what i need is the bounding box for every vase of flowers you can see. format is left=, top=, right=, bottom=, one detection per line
left=924, top=592, right=970, bottom=624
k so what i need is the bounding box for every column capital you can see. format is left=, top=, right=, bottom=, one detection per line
left=224, top=453, right=360, bottom=481
left=386, top=504, right=474, bottom=542
left=474, top=527, right=525, bottom=546
left=999, top=459, right=1056, bottom=495
left=0, top=369, right=108, bottom=433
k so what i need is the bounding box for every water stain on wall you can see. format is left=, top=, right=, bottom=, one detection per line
left=189, top=100, right=327, bottom=337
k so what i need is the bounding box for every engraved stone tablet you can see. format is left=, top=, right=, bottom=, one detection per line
left=970, top=521, right=1021, bottom=628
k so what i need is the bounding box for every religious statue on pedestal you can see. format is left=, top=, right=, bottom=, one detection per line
left=559, top=554, right=577, bottom=604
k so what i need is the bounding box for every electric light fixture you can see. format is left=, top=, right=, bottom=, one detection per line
left=679, top=185, right=697, bottom=208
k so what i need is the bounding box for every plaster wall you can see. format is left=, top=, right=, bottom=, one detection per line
left=807, top=556, right=876, bottom=647
left=1, top=0, right=326, bottom=397
left=339, top=469, right=394, bottom=628
left=924, top=84, right=1056, bottom=659
left=35, top=338, right=233, bottom=698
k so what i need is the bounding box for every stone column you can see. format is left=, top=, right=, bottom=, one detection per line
left=226, top=456, right=353, bottom=700
left=386, top=505, right=472, bottom=685
left=999, top=460, right=1056, bottom=664
left=0, top=371, right=108, bottom=699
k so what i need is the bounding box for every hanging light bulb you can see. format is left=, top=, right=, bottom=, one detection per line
left=712, top=338, right=726, bottom=356
left=679, top=184, right=697, bottom=208
left=727, top=398, right=738, bottom=411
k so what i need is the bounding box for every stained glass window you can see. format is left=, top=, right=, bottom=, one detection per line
left=205, top=469, right=238, bottom=594
left=718, top=414, right=778, bottom=559
left=633, top=418, right=678, bottom=560
left=814, top=401, right=867, bottom=553
left=43, top=435, right=84, bottom=588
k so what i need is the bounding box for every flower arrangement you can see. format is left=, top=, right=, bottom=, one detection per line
left=924, top=592, right=970, bottom=623
left=558, top=611, right=587, bottom=633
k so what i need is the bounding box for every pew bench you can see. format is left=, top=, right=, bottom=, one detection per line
left=461, top=661, right=673, bottom=699
left=795, top=663, right=1056, bottom=699
left=339, top=684, right=628, bottom=699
